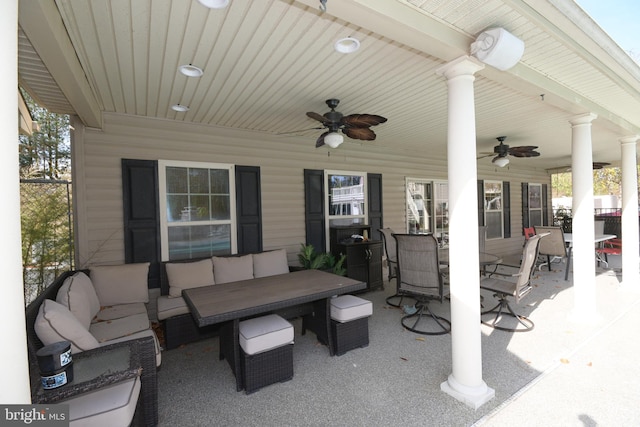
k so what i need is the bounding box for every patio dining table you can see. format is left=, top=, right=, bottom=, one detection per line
left=182, top=269, right=366, bottom=391
left=563, top=233, right=617, bottom=270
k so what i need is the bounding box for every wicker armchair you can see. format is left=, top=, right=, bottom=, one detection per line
left=393, top=233, right=450, bottom=335
left=480, top=233, right=547, bottom=332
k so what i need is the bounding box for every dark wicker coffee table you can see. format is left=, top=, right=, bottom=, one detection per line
left=183, top=269, right=366, bottom=391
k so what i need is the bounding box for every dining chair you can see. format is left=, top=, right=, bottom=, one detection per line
left=534, top=225, right=570, bottom=280
left=379, top=228, right=413, bottom=307
left=480, top=233, right=547, bottom=332
left=596, top=238, right=622, bottom=267
left=393, top=233, right=450, bottom=335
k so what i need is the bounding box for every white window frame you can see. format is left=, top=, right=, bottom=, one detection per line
left=158, top=160, right=237, bottom=261
left=484, top=180, right=504, bottom=240
left=324, top=169, right=368, bottom=251
left=528, top=183, right=543, bottom=227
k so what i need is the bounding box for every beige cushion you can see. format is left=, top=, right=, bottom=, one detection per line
left=90, top=263, right=150, bottom=305
left=93, top=303, right=147, bottom=322
left=63, top=376, right=141, bottom=427
left=212, top=254, right=254, bottom=284
left=89, top=313, right=151, bottom=343
left=156, top=296, right=189, bottom=321
left=239, top=314, right=293, bottom=355
left=56, top=272, right=101, bottom=329
left=166, top=258, right=215, bottom=297
left=253, top=249, right=290, bottom=278
left=102, top=329, right=162, bottom=367
left=330, top=295, right=373, bottom=323
left=35, top=300, right=100, bottom=354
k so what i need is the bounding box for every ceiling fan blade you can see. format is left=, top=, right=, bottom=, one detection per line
left=477, top=153, right=495, bottom=160
left=278, top=126, right=324, bottom=135
left=306, top=112, right=329, bottom=124
left=343, top=127, right=376, bottom=140
left=342, top=114, right=387, bottom=127
left=509, top=150, right=540, bottom=158
left=315, top=131, right=329, bottom=148
left=593, top=162, right=611, bottom=169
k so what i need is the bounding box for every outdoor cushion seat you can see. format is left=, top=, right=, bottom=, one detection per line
left=93, top=303, right=147, bottom=322
left=330, top=295, right=372, bottom=356
left=239, top=314, right=293, bottom=355
left=89, top=313, right=151, bottom=343
left=156, top=295, right=190, bottom=321
left=62, top=376, right=141, bottom=427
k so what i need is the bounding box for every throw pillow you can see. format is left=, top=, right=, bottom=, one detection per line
left=253, top=249, right=290, bottom=278
left=166, top=258, right=215, bottom=297
left=34, top=299, right=100, bottom=354
left=212, top=254, right=254, bottom=284
left=90, top=262, right=150, bottom=306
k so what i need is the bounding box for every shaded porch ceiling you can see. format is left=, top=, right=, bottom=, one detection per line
left=17, top=0, right=640, bottom=170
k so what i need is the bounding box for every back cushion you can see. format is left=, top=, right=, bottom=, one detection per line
left=90, top=262, right=150, bottom=306
left=56, top=272, right=101, bottom=329
left=166, top=258, right=215, bottom=297
left=212, top=254, right=254, bottom=284
left=253, top=249, right=289, bottom=278
left=35, top=299, right=100, bottom=354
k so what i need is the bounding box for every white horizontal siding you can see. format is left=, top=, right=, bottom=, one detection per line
left=74, top=113, right=550, bottom=267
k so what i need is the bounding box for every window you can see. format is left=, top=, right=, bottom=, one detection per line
left=159, top=160, right=236, bottom=260
left=325, top=170, right=367, bottom=228
left=528, top=183, right=543, bottom=227
left=484, top=180, right=503, bottom=239
left=405, top=178, right=448, bottom=245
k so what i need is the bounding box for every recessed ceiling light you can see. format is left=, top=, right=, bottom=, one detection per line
left=197, top=0, right=230, bottom=9
left=178, top=64, right=204, bottom=77
left=171, top=104, right=190, bottom=112
left=334, top=37, right=360, bottom=54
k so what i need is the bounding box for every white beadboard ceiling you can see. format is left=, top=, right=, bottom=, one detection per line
left=17, top=0, right=640, bottom=170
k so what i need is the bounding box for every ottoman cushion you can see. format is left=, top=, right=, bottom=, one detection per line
left=330, top=295, right=373, bottom=323
left=239, top=314, right=293, bottom=355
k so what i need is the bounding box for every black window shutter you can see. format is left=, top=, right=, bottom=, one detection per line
left=503, top=181, right=511, bottom=238
left=122, top=159, right=160, bottom=289
left=304, top=169, right=325, bottom=252
left=477, top=180, right=485, bottom=226
left=368, top=173, right=383, bottom=241
left=521, top=182, right=530, bottom=230
left=542, top=184, right=549, bottom=225
left=235, top=166, right=263, bottom=254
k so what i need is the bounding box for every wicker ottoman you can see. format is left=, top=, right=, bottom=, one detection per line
left=330, top=295, right=373, bottom=356
left=239, top=314, right=294, bottom=393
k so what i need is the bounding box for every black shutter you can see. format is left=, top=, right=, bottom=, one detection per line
left=304, top=169, right=325, bottom=252
left=521, top=182, right=530, bottom=230
left=122, top=159, right=160, bottom=289
left=235, top=166, right=262, bottom=254
left=542, top=184, right=549, bottom=225
left=368, top=173, right=383, bottom=241
left=477, top=180, right=485, bottom=226
left=503, top=181, right=511, bottom=238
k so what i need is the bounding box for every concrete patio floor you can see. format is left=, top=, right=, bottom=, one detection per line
left=156, top=261, right=640, bottom=426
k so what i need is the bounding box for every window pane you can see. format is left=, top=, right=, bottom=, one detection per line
left=210, top=170, right=230, bottom=193
left=407, top=182, right=432, bottom=233
left=486, top=212, right=502, bottom=239
left=189, top=195, right=210, bottom=221
left=529, top=184, right=542, bottom=209
left=166, top=167, right=188, bottom=193
left=189, top=168, right=209, bottom=194
left=168, top=224, right=231, bottom=260
left=529, top=210, right=542, bottom=227
left=328, top=174, right=365, bottom=217
left=211, top=195, right=230, bottom=220
left=167, top=195, right=189, bottom=222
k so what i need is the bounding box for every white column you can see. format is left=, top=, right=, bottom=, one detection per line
left=436, top=56, right=495, bottom=409
left=569, top=113, right=599, bottom=322
left=620, top=135, right=640, bottom=290
left=1, top=0, right=31, bottom=403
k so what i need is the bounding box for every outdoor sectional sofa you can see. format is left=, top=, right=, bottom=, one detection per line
left=157, top=249, right=294, bottom=349
left=25, top=263, right=160, bottom=426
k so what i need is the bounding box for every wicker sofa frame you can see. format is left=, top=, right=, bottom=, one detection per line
left=25, top=270, right=158, bottom=427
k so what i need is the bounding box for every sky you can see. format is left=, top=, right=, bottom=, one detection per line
left=575, top=0, right=640, bottom=60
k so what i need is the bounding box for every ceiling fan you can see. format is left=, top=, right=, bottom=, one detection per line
left=305, top=99, right=387, bottom=148
left=478, top=136, right=540, bottom=167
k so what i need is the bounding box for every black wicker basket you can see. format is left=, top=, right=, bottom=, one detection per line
left=240, top=344, right=293, bottom=394
left=331, top=317, right=369, bottom=356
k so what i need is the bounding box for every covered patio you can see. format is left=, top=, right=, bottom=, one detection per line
left=3, top=0, right=640, bottom=419
left=155, top=266, right=640, bottom=425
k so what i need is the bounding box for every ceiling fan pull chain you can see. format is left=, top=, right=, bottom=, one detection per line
left=319, top=0, right=327, bottom=12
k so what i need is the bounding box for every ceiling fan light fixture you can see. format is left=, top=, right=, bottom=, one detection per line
left=197, top=0, right=230, bottom=9
left=493, top=156, right=510, bottom=167
left=324, top=132, right=344, bottom=148
left=334, top=37, right=360, bottom=54
left=171, top=104, right=190, bottom=112
left=178, top=64, right=204, bottom=77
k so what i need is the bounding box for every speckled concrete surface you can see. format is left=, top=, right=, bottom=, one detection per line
left=156, top=264, right=640, bottom=426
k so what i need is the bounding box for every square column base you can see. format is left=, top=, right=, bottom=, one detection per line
left=441, top=376, right=495, bottom=410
